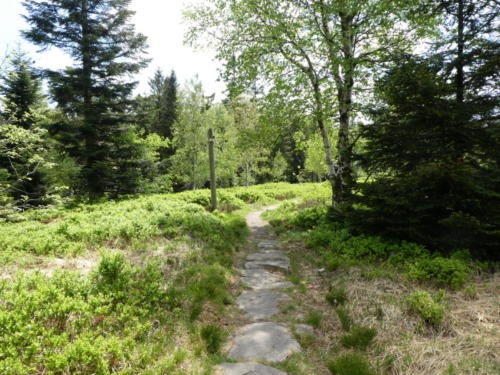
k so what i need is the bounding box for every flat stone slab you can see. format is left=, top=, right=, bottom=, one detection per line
left=240, top=269, right=293, bottom=290
left=247, top=251, right=289, bottom=262
left=227, top=322, right=301, bottom=362
left=245, top=259, right=290, bottom=272
left=216, top=362, right=286, bottom=375
left=237, top=290, right=291, bottom=320
left=257, top=240, right=280, bottom=249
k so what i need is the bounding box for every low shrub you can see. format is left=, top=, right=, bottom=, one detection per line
left=326, top=286, right=348, bottom=307
left=231, top=189, right=266, bottom=204
left=186, top=264, right=231, bottom=308
left=200, top=325, right=224, bottom=354
left=340, top=326, right=377, bottom=350
left=407, top=257, right=469, bottom=289
left=327, top=352, right=375, bottom=375
left=217, top=192, right=245, bottom=212
left=270, top=203, right=476, bottom=289
left=290, top=206, right=328, bottom=230
left=305, top=310, right=323, bottom=329
left=93, top=252, right=133, bottom=294
left=406, top=290, right=445, bottom=326
left=335, top=308, right=352, bottom=331
left=0, top=260, right=171, bottom=374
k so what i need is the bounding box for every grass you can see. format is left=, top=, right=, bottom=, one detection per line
left=200, top=325, right=225, bottom=354
left=335, top=307, right=352, bottom=331
left=304, top=310, right=323, bottom=329
left=340, top=326, right=377, bottom=351
left=327, top=352, right=375, bottom=375
left=263, top=188, right=499, bottom=375
left=0, top=182, right=327, bottom=374
left=326, top=285, right=348, bottom=307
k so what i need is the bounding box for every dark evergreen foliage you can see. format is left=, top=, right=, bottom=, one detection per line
left=148, top=68, right=178, bottom=167
left=353, top=55, right=500, bottom=259
left=22, top=0, right=149, bottom=198
left=0, top=51, right=47, bottom=204
left=149, top=69, right=178, bottom=140
left=0, top=51, right=43, bottom=130
left=349, top=2, right=499, bottom=259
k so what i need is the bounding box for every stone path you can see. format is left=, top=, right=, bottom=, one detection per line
left=216, top=206, right=307, bottom=375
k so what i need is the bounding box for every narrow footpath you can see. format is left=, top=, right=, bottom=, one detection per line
left=216, top=206, right=310, bottom=375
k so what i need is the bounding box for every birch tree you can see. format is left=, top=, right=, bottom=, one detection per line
left=185, top=0, right=432, bottom=206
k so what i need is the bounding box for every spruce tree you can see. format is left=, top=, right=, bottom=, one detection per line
left=22, top=0, right=148, bottom=198
left=1, top=51, right=43, bottom=130
left=0, top=50, right=47, bottom=204
left=148, top=68, right=178, bottom=169
left=355, top=55, right=500, bottom=259
left=148, top=70, right=178, bottom=139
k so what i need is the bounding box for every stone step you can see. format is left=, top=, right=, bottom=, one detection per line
left=245, top=259, right=290, bottom=273
left=227, top=322, right=301, bottom=363
left=240, top=269, right=293, bottom=290
left=257, top=240, right=281, bottom=249
left=246, top=251, right=289, bottom=262
left=237, top=290, right=291, bottom=321
left=216, top=362, right=286, bottom=375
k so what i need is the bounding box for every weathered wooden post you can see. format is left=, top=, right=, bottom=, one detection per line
left=208, top=128, right=217, bottom=211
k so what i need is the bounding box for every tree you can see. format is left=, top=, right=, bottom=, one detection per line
left=355, top=55, right=500, bottom=259
left=23, top=0, right=148, bottom=198
left=0, top=50, right=48, bottom=205
left=1, top=50, right=44, bottom=130
left=148, top=68, right=178, bottom=168
left=0, top=123, right=48, bottom=214
left=304, top=134, right=331, bottom=182
left=170, top=79, right=212, bottom=190
left=185, top=0, right=432, bottom=207
left=227, top=96, right=270, bottom=186
left=436, top=0, right=499, bottom=172
left=149, top=69, right=178, bottom=140
left=437, top=0, right=499, bottom=104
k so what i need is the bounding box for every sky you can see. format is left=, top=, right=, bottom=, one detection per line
left=0, top=0, right=225, bottom=98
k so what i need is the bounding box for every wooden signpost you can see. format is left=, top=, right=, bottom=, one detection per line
left=208, top=128, right=217, bottom=211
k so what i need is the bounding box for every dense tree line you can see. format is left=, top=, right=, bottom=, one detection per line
left=0, top=0, right=306, bottom=214
left=1, top=0, right=498, bottom=258
left=186, top=0, right=499, bottom=259
left=354, top=0, right=499, bottom=258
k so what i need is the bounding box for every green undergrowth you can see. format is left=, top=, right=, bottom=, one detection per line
left=327, top=352, right=375, bottom=375
left=0, top=253, right=234, bottom=374
left=262, top=188, right=497, bottom=374
left=0, top=214, right=241, bottom=374
left=0, top=183, right=326, bottom=374
left=0, top=183, right=321, bottom=263
left=265, top=200, right=487, bottom=290
left=406, top=290, right=446, bottom=326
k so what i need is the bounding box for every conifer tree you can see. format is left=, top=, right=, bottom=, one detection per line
left=148, top=68, right=178, bottom=161
left=22, top=0, right=148, bottom=198
left=0, top=50, right=47, bottom=204
left=1, top=51, right=43, bottom=130
left=355, top=55, right=500, bottom=259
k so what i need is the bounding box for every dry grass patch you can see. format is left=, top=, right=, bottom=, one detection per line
left=281, top=239, right=499, bottom=375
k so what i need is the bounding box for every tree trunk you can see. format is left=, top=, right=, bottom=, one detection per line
left=331, top=11, right=355, bottom=206
left=245, top=161, right=250, bottom=187
left=456, top=0, right=465, bottom=104
left=319, top=4, right=356, bottom=208
left=312, top=82, right=338, bottom=206
left=191, top=149, right=197, bottom=190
